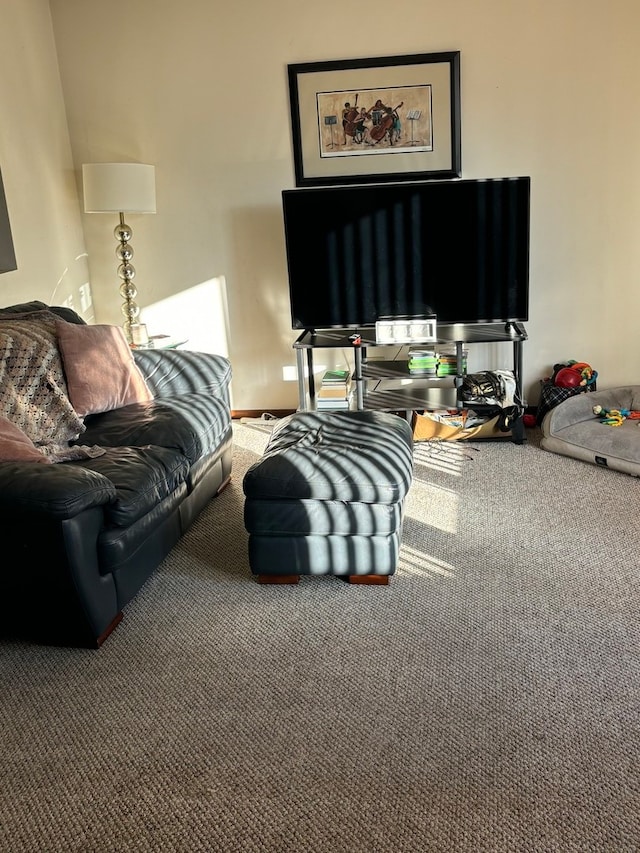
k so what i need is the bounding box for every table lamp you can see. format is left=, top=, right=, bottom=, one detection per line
left=82, top=163, right=156, bottom=343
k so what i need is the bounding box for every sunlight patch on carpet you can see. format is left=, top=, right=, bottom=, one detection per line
left=397, top=544, right=456, bottom=578
left=406, top=481, right=459, bottom=534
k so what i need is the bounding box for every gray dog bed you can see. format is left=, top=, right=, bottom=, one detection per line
left=540, top=386, right=640, bottom=476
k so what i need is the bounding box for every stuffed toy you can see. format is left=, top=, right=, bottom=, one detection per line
left=553, top=360, right=597, bottom=388
left=593, top=404, right=640, bottom=426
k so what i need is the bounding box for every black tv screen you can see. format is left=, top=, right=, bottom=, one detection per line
left=282, top=176, right=530, bottom=329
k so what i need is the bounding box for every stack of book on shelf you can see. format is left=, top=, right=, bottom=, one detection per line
left=437, top=348, right=468, bottom=377
left=407, top=348, right=438, bottom=376
left=317, top=368, right=352, bottom=409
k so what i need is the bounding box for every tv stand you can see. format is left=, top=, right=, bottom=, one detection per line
left=505, top=320, right=525, bottom=337
left=293, top=323, right=528, bottom=441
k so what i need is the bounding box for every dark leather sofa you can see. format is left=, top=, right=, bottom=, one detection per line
left=0, top=302, right=233, bottom=647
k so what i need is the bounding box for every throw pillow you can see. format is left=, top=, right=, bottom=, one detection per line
left=56, top=321, right=153, bottom=417
left=0, top=416, right=52, bottom=463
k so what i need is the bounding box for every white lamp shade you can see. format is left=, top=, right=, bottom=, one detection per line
left=82, top=163, right=156, bottom=213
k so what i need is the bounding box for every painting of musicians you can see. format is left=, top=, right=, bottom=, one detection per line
left=316, top=85, right=433, bottom=158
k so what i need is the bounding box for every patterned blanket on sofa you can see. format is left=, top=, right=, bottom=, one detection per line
left=0, top=311, right=103, bottom=461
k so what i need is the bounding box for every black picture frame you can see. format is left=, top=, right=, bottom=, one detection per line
left=287, top=51, right=461, bottom=187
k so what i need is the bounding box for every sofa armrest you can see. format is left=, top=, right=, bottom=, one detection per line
left=0, top=462, right=116, bottom=519
left=133, top=349, right=232, bottom=404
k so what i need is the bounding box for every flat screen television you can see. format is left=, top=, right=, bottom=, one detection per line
left=282, top=176, right=530, bottom=330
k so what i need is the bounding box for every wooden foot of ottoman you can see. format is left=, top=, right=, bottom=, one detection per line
left=257, top=574, right=300, bottom=585
left=345, top=574, right=389, bottom=585
left=243, top=411, right=414, bottom=583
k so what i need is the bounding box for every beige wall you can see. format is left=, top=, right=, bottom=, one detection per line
left=0, top=0, right=92, bottom=318
left=3, top=1, right=640, bottom=409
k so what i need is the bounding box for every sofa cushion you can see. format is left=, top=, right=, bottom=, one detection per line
left=56, top=321, right=153, bottom=417
left=77, top=393, right=232, bottom=464
left=73, top=445, right=190, bottom=527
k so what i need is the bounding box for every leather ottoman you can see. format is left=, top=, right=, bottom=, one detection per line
left=242, top=410, right=414, bottom=584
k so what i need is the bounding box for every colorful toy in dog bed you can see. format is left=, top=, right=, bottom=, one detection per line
left=593, top=404, right=640, bottom=426
left=554, top=360, right=597, bottom=389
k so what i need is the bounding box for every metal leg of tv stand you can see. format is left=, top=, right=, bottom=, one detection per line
left=296, top=347, right=315, bottom=411
left=454, top=341, right=464, bottom=406
left=511, top=415, right=525, bottom=444
left=307, top=349, right=316, bottom=408
left=514, top=339, right=524, bottom=400
left=354, top=346, right=364, bottom=410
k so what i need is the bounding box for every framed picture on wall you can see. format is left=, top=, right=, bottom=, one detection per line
left=287, top=51, right=461, bottom=187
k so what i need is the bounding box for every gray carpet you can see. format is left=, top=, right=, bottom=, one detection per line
left=1, top=421, right=639, bottom=852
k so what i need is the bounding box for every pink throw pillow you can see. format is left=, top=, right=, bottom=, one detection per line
left=0, top=416, right=52, bottom=463
left=56, top=321, right=153, bottom=417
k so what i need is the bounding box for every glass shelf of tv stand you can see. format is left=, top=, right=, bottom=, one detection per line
left=293, top=323, right=527, bottom=413
left=361, top=362, right=458, bottom=413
